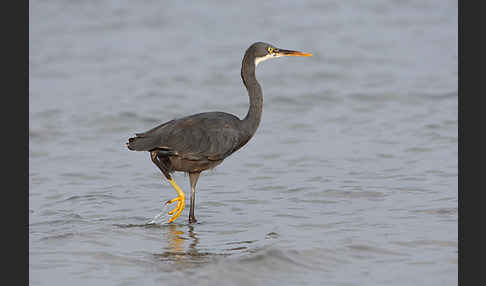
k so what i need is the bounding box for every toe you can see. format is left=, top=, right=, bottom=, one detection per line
left=167, top=197, right=180, bottom=205
left=168, top=207, right=183, bottom=223
left=167, top=196, right=185, bottom=223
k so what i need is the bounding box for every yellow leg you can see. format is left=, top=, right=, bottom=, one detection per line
left=166, top=178, right=185, bottom=223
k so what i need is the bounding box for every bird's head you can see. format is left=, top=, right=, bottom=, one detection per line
left=248, top=42, right=312, bottom=67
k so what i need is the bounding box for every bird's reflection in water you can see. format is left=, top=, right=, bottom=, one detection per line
left=166, top=224, right=186, bottom=254
left=154, top=224, right=216, bottom=266
left=186, top=225, right=199, bottom=252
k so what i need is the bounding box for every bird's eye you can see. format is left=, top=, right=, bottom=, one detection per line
left=267, top=47, right=274, bottom=54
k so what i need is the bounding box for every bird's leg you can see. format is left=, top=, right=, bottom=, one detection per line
left=150, top=151, right=185, bottom=223
left=188, top=172, right=201, bottom=224
left=166, top=177, right=185, bottom=223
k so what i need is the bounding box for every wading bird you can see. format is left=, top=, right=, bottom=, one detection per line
left=126, top=42, right=311, bottom=223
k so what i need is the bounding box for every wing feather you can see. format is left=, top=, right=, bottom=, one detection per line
left=126, top=112, right=246, bottom=161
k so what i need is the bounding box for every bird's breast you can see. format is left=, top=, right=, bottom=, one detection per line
left=169, top=156, right=224, bottom=173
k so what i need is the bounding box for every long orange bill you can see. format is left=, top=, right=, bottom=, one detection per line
left=277, top=49, right=312, bottom=57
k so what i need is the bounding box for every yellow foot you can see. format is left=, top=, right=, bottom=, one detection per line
left=166, top=178, right=186, bottom=223
left=166, top=194, right=185, bottom=223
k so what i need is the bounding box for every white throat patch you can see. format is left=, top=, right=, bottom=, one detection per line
left=254, top=54, right=274, bottom=67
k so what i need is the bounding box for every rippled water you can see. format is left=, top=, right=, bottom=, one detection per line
left=29, top=0, right=457, bottom=285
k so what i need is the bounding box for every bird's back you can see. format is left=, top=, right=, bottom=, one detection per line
left=127, top=112, right=250, bottom=162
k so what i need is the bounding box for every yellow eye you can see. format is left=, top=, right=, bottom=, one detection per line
left=267, top=47, right=274, bottom=53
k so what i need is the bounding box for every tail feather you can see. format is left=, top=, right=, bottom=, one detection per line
left=126, top=135, right=157, bottom=151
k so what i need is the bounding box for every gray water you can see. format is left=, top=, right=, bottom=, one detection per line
left=29, top=0, right=458, bottom=285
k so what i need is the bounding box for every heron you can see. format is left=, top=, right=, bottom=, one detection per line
left=126, top=42, right=312, bottom=223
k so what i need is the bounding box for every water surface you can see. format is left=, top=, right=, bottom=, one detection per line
left=30, top=1, right=457, bottom=285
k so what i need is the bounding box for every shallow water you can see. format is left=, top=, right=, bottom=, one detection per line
left=29, top=0, right=457, bottom=285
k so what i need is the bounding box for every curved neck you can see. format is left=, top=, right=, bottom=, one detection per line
left=241, top=53, right=263, bottom=138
